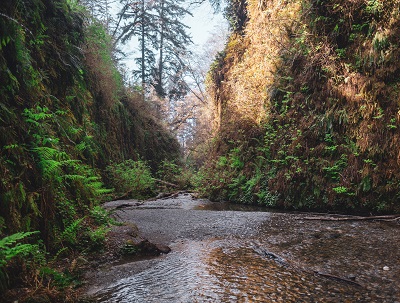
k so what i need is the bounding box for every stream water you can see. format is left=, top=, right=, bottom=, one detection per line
left=85, top=194, right=400, bottom=302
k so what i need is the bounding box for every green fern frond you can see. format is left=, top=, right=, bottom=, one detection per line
left=0, top=231, right=39, bottom=249
left=39, top=159, right=63, bottom=178
left=85, top=176, right=100, bottom=183
left=93, top=188, right=114, bottom=195
left=63, top=174, right=85, bottom=181
left=3, top=243, right=38, bottom=262
left=59, top=218, right=84, bottom=246
left=63, top=159, right=81, bottom=166
left=0, top=232, right=39, bottom=266
left=33, top=146, right=61, bottom=160
left=75, top=141, right=87, bottom=151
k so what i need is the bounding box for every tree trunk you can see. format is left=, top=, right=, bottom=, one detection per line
left=157, top=0, right=165, bottom=97
left=141, top=0, right=146, bottom=101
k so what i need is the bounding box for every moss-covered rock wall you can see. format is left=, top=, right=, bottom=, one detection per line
left=0, top=0, right=180, bottom=245
left=203, top=0, right=400, bottom=213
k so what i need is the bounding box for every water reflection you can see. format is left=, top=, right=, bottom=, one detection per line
left=93, top=239, right=383, bottom=302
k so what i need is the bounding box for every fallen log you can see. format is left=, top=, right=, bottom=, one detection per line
left=154, top=178, right=179, bottom=188
left=301, top=214, right=400, bottom=221
left=113, top=190, right=133, bottom=201
left=112, top=179, right=179, bottom=201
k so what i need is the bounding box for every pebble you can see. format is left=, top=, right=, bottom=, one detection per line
left=383, top=266, right=390, bottom=271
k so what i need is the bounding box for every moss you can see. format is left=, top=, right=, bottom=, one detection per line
left=203, top=0, right=400, bottom=213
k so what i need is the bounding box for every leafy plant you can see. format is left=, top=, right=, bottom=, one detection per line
left=87, top=226, right=110, bottom=250
left=89, top=206, right=110, bottom=225
left=58, top=218, right=84, bottom=247
left=332, top=186, right=348, bottom=194
left=0, top=231, right=40, bottom=292
left=106, top=159, right=155, bottom=199
left=0, top=231, right=40, bottom=266
left=157, top=160, right=182, bottom=185
left=365, top=0, right=383, bottom=16
left=39, top=266, right=77, bottom=289
left=322, top=154, right=348, bottom=182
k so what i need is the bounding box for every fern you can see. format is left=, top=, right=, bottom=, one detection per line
left=59, top=218, right=84, bottom=246
left=38, top=159, right=63, bottom=180
left=63, top=174, right=85, bottom=182
left=0, top=231, right=40, bottom=292
left=0, top=231, right=39, bottom=251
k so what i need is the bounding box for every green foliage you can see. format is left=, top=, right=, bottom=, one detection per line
left=0, top=231, right=41, bottom=292
left=335, top=48, right=346, bottom=58
left=157, top=160, right=182, bottom=184
left=0, top=231, right=40, bottom=267
left=106, top=159, right=155, bottom=199
left=365, top=0, right=383, bottom=16
left=57, top=216, right=110, bottom=252
left=90, top=206, right=111, bottom=226
left=87, top=226, right=110, bottom=249
left=39, top=266, right=78, bottom=289
left=322, top=154, right=348, bottom=182
left=84, top=21, right=122, bottom=103
left=157, top=160, right=194, bottom=190
left=332, top=186, right=351, bottom=195
left=58, top=218, right=84, bottom=247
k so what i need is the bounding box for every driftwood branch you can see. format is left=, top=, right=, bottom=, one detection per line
left=112, top=179, right=179, bottom=201
left=313, top=271, right=362, bottom=287
left=258, top=249, right=363, bottom=287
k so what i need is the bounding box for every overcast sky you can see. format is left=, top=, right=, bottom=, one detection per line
left=184, top=1, right=227, bottom=46
left=118, top=1, right=228, bottom=73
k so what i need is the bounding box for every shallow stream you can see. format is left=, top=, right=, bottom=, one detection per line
left=85, top=194, right=400, bottom=302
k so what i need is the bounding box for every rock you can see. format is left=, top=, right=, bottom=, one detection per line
left=138, top=239, right=171, bottom=255
left=383, top=266, right=390, bottom=271
left=348, top=274, right=357, bottom=281
left=155, top=243, right=172, bottom=254
left=122, top=238, right=171, bottom=256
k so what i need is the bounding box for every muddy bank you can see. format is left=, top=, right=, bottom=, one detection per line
left=82, top=193, right=400, bottom=302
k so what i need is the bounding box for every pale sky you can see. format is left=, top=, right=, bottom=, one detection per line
left=184, top=2, right=227, bottom=46
left=118, top=1, right=229, bottom=74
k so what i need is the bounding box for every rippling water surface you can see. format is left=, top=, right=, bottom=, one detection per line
left=89, top=195, right=400, bottom=302
left=93, top=239, right=393, bottom=302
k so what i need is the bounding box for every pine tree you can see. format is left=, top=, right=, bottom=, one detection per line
left=116, top=0, right=158, bottom=93
left=152, top=0, right=192, bottom=98
left=79, top=0, right=117, bottom=32
left=116, top=0, right=192, bottom=98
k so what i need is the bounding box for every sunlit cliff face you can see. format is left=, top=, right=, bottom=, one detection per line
left=205, top=0, right=400, bottom=211
left=211, top=0, right=302, bottom=127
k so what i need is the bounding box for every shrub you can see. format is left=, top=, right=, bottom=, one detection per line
left=156, top=160, right=194, bottom=190
left=105, top=159, right=155, bottom=199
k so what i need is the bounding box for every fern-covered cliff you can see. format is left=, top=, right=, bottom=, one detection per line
left=202, top=0, right=400, bottom=213
left=0, top=0, right=179, bottom=298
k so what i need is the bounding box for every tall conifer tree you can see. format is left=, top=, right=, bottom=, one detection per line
left=152, top=0, right=192, bottom=98
left=116, top=0, right=192, bottom=98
